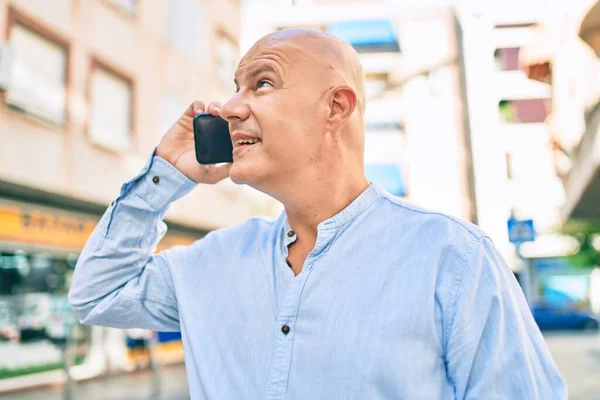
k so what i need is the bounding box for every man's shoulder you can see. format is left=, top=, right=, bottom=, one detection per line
left=374, top=192, right=505, bottom=296
left=374, top=190, right=487, bottom=244
left=187, top=214, right=280, bottom=250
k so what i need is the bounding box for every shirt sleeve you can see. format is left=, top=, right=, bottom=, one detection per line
left=445, top=236, right=567, bottom=399
left=68, top=151, right=197, bottom=331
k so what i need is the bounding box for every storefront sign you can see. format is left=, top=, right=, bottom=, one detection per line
left=0, top=202, right=199, bottom=253
left=0, top=203, right=96, bottom=251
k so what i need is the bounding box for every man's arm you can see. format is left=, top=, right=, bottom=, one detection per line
left=68, top=100, right=229, bottom=331
left=444, top=236, right=567, bottom=399
left=68, top=154, right=196, bottom=331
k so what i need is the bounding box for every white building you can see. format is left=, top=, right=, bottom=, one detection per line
left=242, top=0, right=478, bottom=224
left=458, top=0, right=589, bottom=305
left=519, top=0, right=600, bottom=313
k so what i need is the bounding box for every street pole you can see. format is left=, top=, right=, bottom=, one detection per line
left=515, top=243, right=532, bottom=307
left=148, top=332, right=162, bottom=399
left=63, top=321, right=76, bottom=400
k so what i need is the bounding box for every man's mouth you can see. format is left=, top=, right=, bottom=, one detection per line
left=234, top=138, right=261, bottom=147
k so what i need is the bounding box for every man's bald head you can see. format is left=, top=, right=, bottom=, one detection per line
left=242, top=29, right=367, bottom=114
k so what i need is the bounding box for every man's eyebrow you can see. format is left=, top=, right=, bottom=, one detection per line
left=234, top=65, right=279, bottom=86
left=249, top=65, right=278, bottom=79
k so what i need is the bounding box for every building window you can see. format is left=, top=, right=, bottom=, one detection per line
left=89, top=65, right=133, bottom=151
left=364, top=164, right=406, bottom=197
left=494, top=47, right=520, bottom=71
left=103, top=0, right=136, bottom=16
left=165, top=0, right=209, bottom=65
left=364, top=120, right=407, bottom=196
left=498, top=99, right=549, bottom=124
left=6, top=24, right=67, bottom=125
left=216, top=34, right=239, bottom=89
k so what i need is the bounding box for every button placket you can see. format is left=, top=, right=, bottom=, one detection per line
left=265, top=263, right=316, bottom=400
left=266, top=222, right=339, bottom=398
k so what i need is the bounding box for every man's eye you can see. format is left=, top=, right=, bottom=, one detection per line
left=257, top=80, right=273, bottom=89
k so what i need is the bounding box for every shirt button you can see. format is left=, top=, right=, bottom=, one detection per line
left=281, top=325, right=290, bottom=335
left=287, top=230, right=295, bottom=238
left=152, top=176, right=160, bottom=184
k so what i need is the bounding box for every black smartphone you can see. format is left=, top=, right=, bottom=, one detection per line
left=193, top=113, right=233, bottom=164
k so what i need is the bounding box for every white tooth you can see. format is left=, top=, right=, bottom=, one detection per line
left=236, top=138, right=258, bottom=145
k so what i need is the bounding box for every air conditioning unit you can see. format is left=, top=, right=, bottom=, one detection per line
left=0, top=43, right=14, bottom=91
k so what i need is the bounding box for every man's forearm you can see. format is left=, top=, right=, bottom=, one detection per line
left=68, top=155, right=196, bottom=328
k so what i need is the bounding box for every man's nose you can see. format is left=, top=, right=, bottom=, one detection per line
left=220, top=93, right=250, bottom=122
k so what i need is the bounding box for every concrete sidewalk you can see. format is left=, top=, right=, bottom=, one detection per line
left=545, top=331, right=600, bottom=400
left=0, top=364, right=189, bottom=400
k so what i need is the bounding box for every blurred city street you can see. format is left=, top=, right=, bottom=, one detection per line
left=0, top=364, right=189, bottom=400
left=0, top=332, right=599, bottom=399
left=1, top=0, right=600, bottom=397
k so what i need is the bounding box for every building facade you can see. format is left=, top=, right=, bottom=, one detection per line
left=541, top=0, right=600, bottom=223
left=0, top=0, right=280, bottom=391
left=519, top=0, right=600, bottom=320
left=456, top=1, right=586, bottom=306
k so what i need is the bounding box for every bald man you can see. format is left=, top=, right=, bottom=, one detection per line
left=69, top=30, right=566, bottom=399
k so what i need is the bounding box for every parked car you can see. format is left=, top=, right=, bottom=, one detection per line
left=532, top=304, right=599, bottom=331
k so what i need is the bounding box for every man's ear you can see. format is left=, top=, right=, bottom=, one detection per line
left=328, top=85, right=357, bottom=129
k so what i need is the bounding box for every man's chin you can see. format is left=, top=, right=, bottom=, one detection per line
left=229, top=163, right=259, bottom=185
left=229, top=173, right=246, bottom=185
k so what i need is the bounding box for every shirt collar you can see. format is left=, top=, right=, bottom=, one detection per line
left=282, top=183, right=382, bottom=242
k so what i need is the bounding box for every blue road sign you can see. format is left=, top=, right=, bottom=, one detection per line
left=507, top=218, right=536, bottom=244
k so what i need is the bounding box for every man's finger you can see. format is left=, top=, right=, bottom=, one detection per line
left=207, top=101, right=222, bottom=117
left=184, top=101, right=205, bottom=118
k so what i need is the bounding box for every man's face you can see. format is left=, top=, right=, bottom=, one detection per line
left=220, top=39, right=328, bottom=191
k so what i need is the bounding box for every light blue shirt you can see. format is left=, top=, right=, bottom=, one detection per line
left=68, top=154, right=566, bottom=399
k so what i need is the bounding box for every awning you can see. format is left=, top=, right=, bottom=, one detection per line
left=365, top=164, right=405, bottom=197
left=327, top=20, right=400, bottom=53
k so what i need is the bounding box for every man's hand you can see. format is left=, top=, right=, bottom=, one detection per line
left=156, top=101, right=230, bottom=184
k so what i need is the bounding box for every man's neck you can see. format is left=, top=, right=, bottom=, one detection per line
left=283, top=174, right=370, bottom=243
left=280, top=172, right=369, bottom=276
